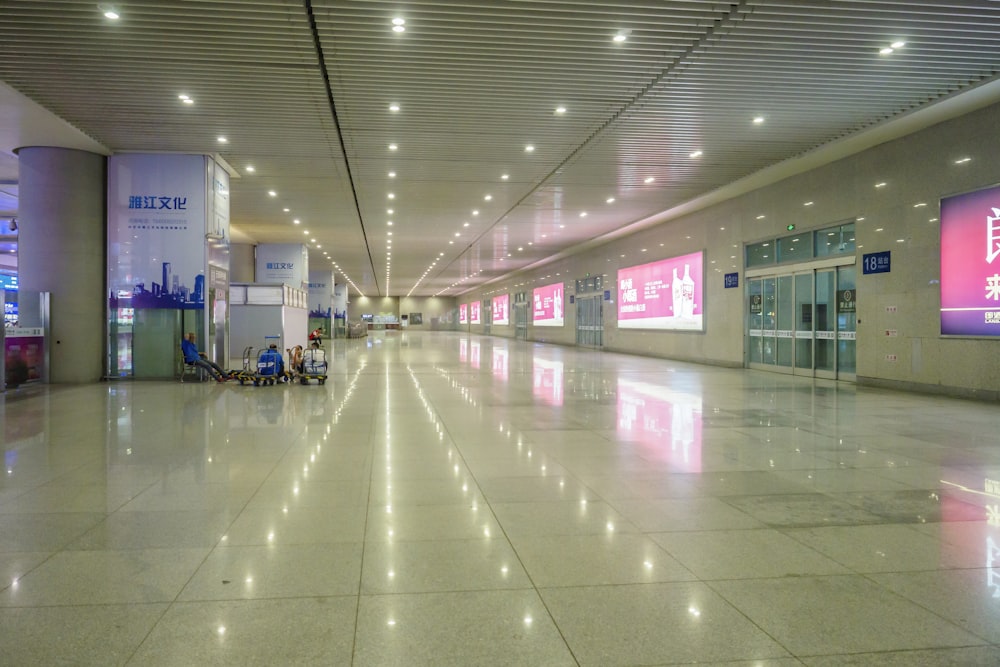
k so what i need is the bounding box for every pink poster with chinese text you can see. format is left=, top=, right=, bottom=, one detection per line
left=532, top=282, right=564, bottom=327
left=617, top=251, right=704, bottom=330
left=470, top=301, right=481, bottom=324
left=492, top=294, right=510, bottom=325
left=941, top=184, right=1000, bottom=335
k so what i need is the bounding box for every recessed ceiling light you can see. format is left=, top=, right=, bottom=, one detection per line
left=518, top=247, right=524, bottom=251
left=613, top=32, right=627, bottom=43
left=449, top=241, right=454, bottom=244
left=178, top=94, right=189, bottom=100
left=303, top=230, right=309, bottom=235
left=875, top=182, right=887, bottom=188
left=555, top=106, right=567, bottom=114
left=606, top=197, right=615, bottom=204
left=644, top=177, right=655, bottom=184
left=559, top=224, right=565, bottom=229
left=182, top=98, right=194, bottom=105
left=455, top=232, right=460, bottom=237
left=579, top=212, right=587, bottom=217
left=101, top=6, right=120, bottom=19
left=316, top=244, right=321, bottom=249
left=245, top=165, right=255, bottom=173
left=955, top=157, right=972, bottom=164
left=388, top=171, right=396, bottom=178
left=392, top=25, right=405, bottom=33
left=525, top=145, right=535, bottom=152
left=501, top=174, right=509, bottom=180
left=387, top=208, right=393, bottom=214
left=217, top=136, right=228, bottom=143
left=387, top=232, right=393, bottom=236
left=387, top=193, right=395, bottom=199
left=389, top=104, right=400, bottom=112
left=387, top=221, right=393, bottom=226
left=753, top=116, right=765, bottom=124
left=268, top=191, right=277, bottom=197
left=891, top=40, right=906, bottom=49
left=463, top=222, right=470, bottom=227
left=293, top=219, right=300, bottom=224
left=879, top=47, right=894, bottom=55
left=689, top=150, right=703, bottom=158
left=804, top=201, right=814, bottom=206
left=756, top=214, right=765, bottom=219
left=283, top=208, right=290, bottom=212
left=388, top=144, right=398, bottom=151
left=472, top=210, right=479, bottom=216
left=484, top=195, right=492, bottom=201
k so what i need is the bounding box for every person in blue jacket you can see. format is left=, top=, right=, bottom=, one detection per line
left=181, top=332, right=228, bottom=382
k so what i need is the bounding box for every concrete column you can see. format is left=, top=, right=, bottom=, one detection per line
left=17, top=147, right=106, bottom=383
left=230, top=243, right=255, bottom=283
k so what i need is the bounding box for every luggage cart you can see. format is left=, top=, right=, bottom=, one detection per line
left=298, top=344, right=328, bottom=385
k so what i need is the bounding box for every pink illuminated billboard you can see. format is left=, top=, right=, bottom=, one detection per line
left=617, top=251, right=704, bottom=331
left=470, top=301, right=481, bottom=324
left=492, top=294, right=510, bottom=326
left=941, top=184, right=1000, bottom=336
left=459, top=303, right=468, bottom=324
left=532, top=282, right=564, bottom=327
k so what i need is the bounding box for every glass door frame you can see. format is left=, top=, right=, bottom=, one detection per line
left=746, top=256, right=856, bottom=380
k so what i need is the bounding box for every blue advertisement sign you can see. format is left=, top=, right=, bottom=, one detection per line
left=862, top=251, right=891, bottom=275
left=724, top=272, right=739, bottom=289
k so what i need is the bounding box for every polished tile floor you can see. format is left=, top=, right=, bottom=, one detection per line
left=2, top=331, right=1000, bottom=665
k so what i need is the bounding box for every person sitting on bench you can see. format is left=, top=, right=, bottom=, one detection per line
left=181, top=332, right=228, bottom=382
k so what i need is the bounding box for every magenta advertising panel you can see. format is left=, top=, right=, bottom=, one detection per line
left=532, top=282, right=564, bottom=327
left=617, top=251, right=704, bottom=330
left=470, top=301, right=481, bottom=324
left=459, top=303, right=468, bottom=324
left=493, top=293, right=510, bottom=326
left=941, top=184, right=1000, bottom=336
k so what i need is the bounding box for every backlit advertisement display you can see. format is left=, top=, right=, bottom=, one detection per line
left=532, top=282, right=564, bottom=327
left=493, top=293, right=510, bottom=326
left=471, top=301, right=481, bottom=324
left=941, top=184, right=1000, bottom=336
left=617, top=251, right=704, bottom=330
left=459, top=303, right=468, bottom=324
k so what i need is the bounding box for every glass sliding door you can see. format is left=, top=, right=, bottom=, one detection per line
left=776, top=275, right=794, bottom=368
left=793, top=272, right=814, bottom=373
left=837, top=266, right=857, bottom=378
left=814, top=269, right=836, bottom=377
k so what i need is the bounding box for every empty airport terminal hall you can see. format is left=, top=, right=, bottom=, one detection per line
left=3, top=2, right=1000, bottom=664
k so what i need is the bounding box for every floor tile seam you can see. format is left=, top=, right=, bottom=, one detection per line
left=350, top=376, right=381, bottom=667
left=356, top=586, right=537, bottom=599
left=423, top=377, right=583, bottom=666
left=0, top=549, right=64, bottom=597
left=791, top=644, right=997, bottom=660
left=854, top=570, right=1000, bottom=647
left=694, top=577, right=812, bottom=661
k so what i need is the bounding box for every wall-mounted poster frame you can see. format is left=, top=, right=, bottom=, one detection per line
left=940, top=183, right=1000, bottom=336
left=617, top=250, right=704, bottom=331
left=532, top=282, right=564, bottom=327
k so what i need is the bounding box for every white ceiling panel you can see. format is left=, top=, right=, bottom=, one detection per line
left=1, top=0, right=999, bottom=297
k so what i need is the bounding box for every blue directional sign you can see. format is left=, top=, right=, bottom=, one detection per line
left=862, top=251, right=891, bottom=275
left=724, top=272, right=739, bottom=289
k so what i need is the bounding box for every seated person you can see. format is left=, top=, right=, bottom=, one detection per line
left=303, top=341, right=328, bottom=374
left=181, top=332, right=228, bottom=382
left=288, top=345, right=304, bottom=373
left=257, top=344, right=286, bottom=378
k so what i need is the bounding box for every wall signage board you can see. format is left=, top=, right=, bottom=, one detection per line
left=941, top=184, right=1000, bottom=335
left=862, top=251, right=891, bottom=275
left=533, top=282, right=564, bottom=327
left=470, top=301, right=481, bottom=324
left=617, top=251, right=704, bottom=331
left=459, top=303, right=468, bottom=324
left=107, top=153, right=210, bottom=312
left=256, top=244, right=309, bottom=289
left=837, top=289, right=856, bottom=313
left=724, top=272, right=739, bottom=289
